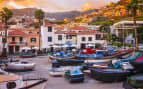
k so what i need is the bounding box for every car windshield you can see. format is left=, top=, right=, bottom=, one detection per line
left=71, top=70, right=82, bottom=75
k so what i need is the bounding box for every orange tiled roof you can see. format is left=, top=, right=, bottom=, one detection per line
left=28, top=33, right=38, bottom=36
left=65, top=31, right=76, bottom=34
left=9, top=30, right=26, bottom=36
left=71, top=26, right=90, bottom=30
left=55, top=27, right=64, bottom=30
left=45, top=22, right=53, bottom=26
left=55, top=30, right=65, bottom=34
left=77, top=31, right=95, bottom=35
left=0, top=22, right=4, bottom=26
left=90, top=30, right=101, bottom=33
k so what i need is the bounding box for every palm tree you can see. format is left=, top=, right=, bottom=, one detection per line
left=34, top=9, right=44, bottom=51
left=126, top=0, right=142, bottom=49
left=0, top=7, right=13, bottom=57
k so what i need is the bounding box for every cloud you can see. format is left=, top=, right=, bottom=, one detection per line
left=0, top=0, right=119, bottom=12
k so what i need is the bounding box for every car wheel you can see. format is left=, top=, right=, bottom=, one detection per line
left=69, top=79, right=72, bottom=83
left=81, top=79, right=84, bottom=83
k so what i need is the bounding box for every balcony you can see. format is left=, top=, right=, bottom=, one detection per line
left=8, top=41, right=27, bottom=45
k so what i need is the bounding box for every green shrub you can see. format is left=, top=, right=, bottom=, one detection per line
left=37, top=50, right=43, bottom=54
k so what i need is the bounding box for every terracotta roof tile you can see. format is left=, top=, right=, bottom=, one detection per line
left=28, top=33, right=38, bottom=36
left=0, top=22, right=4, bottom=26
left=55, top=30, right=65, bottom=34
left=65, top=31, right=76, bottom=34
left=45, top=22, right=53, bottom=26
left=71, top=26, right=90, bottom=30
left=9, top=30, right=26, bottom=35
left=77, top=31, right=95, bottom=35
left=90, top=30, right=101, bottom=33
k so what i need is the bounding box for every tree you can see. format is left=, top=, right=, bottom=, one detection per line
left=126, top=0, right=143, bottom=49
left=0, top=7, right=13, bottom=57
left=35, top=9, right=44, bottom=51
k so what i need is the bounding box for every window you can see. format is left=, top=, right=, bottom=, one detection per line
left=88, top=37, right=92, bottom=41
left=66, top=35, right=72, bottom=39
left=48, top=26, right=52, bottom=32
left=19, top=37, right=23, bottom=42
left=12, top=37, right=15, bottom=42
left=82, top=37, right=86, bottom=41
left=58, top=35, right=62, bottom=40
left=31, top=38, right=36, bottom=43
left=96, top=34, right=101, bottom=40
left=48, top=37, right=52, bottom=42
left=2, top=38, right=6, bottom=43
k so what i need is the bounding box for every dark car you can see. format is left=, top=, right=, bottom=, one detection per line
left=52, top=59, right=84, bottom=67
left=64, top=69, right=84, bottom=83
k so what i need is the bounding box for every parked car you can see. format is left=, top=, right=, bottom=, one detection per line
left=49, top=68, right=64, bottom=77
left=52, top=59, right=84, bottom=67
left=64, top=69, right=84, bottom=83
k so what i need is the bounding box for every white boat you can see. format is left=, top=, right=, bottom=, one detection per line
left=4, top=62, right=36, bottom=71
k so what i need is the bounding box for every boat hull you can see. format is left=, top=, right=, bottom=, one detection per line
left=5, top=63, right=36, bottom=71
left=90, top=68, right=131, bottom=82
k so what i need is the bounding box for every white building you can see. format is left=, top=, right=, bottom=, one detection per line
left=54, top=30, right=66, bottom=45
left=41, top=23, right=107, bottom=49
left=77, top=31, right=106, bottom=48
left=0, top=35, right=3, bottom=55
left=41, top=22, right=55, bottom=48
left=111, top=21, right=143, bottom=37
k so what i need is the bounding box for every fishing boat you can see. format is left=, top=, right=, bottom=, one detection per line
left=120, top=52, right=143, bottom=62
left=48, top=55, right=75, bottom=60
left=90, top=68, right=131, bottom=82
left=79, top=48, right=134, bottom=60
left=130, top=59, right=143, bottom=73
left=48, top=51, right=77, bottom=60
left=19, top=52, right=36, bottom=58
left=4, top=62, right=36, bottom=72
left=127, top=74, right=143, bottom=88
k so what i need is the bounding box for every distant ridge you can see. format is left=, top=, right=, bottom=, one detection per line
left=11, top=8, right=97, bottom=20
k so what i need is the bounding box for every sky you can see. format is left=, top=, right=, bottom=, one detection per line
left=0, top=0, right=119, bottom=12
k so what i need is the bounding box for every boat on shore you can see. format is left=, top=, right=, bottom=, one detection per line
left=20, top=53, right=36, bottom=58
left=4, top=62, right=36, bottom=72
left=48, top=55, right=75, bottom=60
left=85, top=48, right=134, bottom=60
left=90, top=68, right=131, bottom=82
left=126, top=74, right=143, bottom=88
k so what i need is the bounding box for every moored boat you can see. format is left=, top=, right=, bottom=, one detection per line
left=127, top=74, right=143, bottom=88
left=4, top=62, right=36, bottom=72
left=20, top=53, right=36, bottom=58
left=90, top=68, right=131, bottom=82
left=89, top=48, right=134, bottom=60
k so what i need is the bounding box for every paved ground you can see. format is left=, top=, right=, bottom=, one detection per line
left=13, top=56, right=124, bottom=89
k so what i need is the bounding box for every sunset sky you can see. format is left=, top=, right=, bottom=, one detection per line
left=0, top=0, right=119, bottom=12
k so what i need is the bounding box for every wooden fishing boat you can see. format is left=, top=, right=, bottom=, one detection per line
left=48, top=55, right=75, bottom=60
left=90, top=68, right=131, bottom=82
left=4, top=62, right=36, bottom=71
left=86, top=48, right=134, bottom=60
left=19, top=52, right=36, bottom=58
left=127, top=74, right=143, bottom=88
left=130, top=60, right=143, bottom=73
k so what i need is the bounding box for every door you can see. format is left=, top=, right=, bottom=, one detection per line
left=15, top=46, right=20, bottom=53
left=9, top=46, right=14, bottom=54
left=81, top=44, right=86, bottom=49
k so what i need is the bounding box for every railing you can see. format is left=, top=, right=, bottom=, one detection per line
left=8, top=41, right=27, bottom=45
